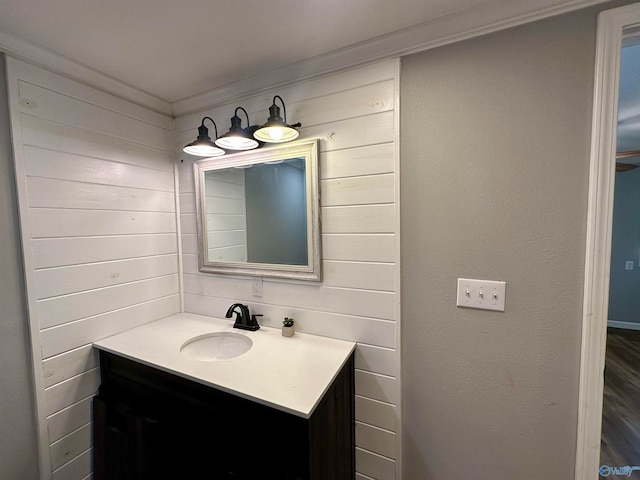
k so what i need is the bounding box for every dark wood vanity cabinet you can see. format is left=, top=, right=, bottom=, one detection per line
left=93, top=351, right=354, bottom=480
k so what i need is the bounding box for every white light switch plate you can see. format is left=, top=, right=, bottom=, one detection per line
left=456, top=278, right=506, bottom=312
left=252, top=278, right=263, bottom=297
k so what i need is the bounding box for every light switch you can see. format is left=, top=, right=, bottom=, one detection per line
left=252, top=278, right=263, bottom=297
left=456, top=278, right=506, bottom=312
left=626, top=261, right=634, bottom=271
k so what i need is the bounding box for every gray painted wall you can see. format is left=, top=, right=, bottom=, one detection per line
left=609, top=168, right=640, bottom=323
left=0, top=54, right=39, bottom=479
left=400, top=5, right=624, bottom=478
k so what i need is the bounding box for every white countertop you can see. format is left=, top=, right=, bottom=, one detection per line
left=93, top=312, right=355, bottom=419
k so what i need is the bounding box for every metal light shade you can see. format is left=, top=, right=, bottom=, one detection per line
left=183, top=118, right=225, bottom=157
left=253, top=96, right=301, bottom=143
left=215, top=108, right=259, bottom=151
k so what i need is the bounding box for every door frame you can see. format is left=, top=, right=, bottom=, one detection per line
left=576, top=3, right=640, bottom=479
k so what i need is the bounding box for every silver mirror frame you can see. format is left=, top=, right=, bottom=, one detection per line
left=193, top=139, right=321, bottom=281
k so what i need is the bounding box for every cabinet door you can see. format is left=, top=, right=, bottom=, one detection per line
left=94, top=396, right=176, bottom=480
left=93, top=396, right=131, bottom=480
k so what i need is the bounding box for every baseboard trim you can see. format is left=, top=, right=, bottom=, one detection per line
left=607, top=320, right=640, bottom=331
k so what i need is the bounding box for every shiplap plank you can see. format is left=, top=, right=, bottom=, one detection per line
left=35, top=254, right=178, bottom=299
left=355, top=344, right=396, bottom=377
left=182, top=253, right=199, bottom=274
left=181, top=234, right=198, bottom=255
left=40, top=295, right=180, bottom=358
left=183, top=293, right=395, bottom=348
left=22, top=115, right=173, bottom=171
left=178, top=160, right=196, bottom=193
left=42, top=345, right=98, bottom=388
left=48, top=397, right=92, bottom=444
left=321, top=143, right=395, bottom=180
left=50, top=423, right=92, bottom=471
left=206, top=214, right=246, bottom=231
left=322, top=174, right=395, bottom=207
left=174, top=58, right=396, bottom=124
left=38, top=275, right=179, bottom=329
left=180, top=213, right=197, bottom=234
left=355, top=370, right=398, bottom=405
left=51, top=448, right=91, bottom=480
left=19, top=82, right=171, bottom=150
left=179, top=192, right=196, bottom=214
left=23, top=145, right=174, bottom=191
left=355, top=396, right=396, bottom=432
left=306, top=111, right=394, bottom=153
left=322, top=205, right=395, bottom=234
left=183, top=274, right=395, bottom=320
left=15, top=61, right=172, bottom=129
left=205, top=196, right=244, bottom=215
left=181, top=81, right=392, bottom=144
left=205, top=180, right=245, bottom=200
left=356, top=422, right=396, bottom=459
left=297, top=313, right=394, bottom=348
left=207, top=231, right=246, bottom=249
left=32, top=234, right=177, bottom=268
left=322, top=234, right=395, bottom=263
left=356, top=448, right=396, bottom=480
left=208, top=245, right=246, bottom=262
left=27, top=177, right=175, bottom=213
left=45, top=369, right=100, bottom=416
left=205, top=168, right=244, bottom=186
left=323, top=261, right=395, bottom=291
left=30, top=209, right=177, bottom=238
left=283, top=80, right=393, bottom=129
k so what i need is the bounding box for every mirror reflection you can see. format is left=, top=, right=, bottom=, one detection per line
left=204, top=159, right=307, bottom=265
left=194, top=140, right=321, bottom=281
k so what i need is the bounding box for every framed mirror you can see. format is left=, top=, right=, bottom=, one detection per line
left=193, top=139, right=321, bottom=281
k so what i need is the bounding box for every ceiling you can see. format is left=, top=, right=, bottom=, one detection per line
left=0, top=0, right=491, bottom=102
left=0, top=0, right=609, bottom=107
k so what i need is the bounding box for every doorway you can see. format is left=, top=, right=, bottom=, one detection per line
left=577, top=3, right=640, bottom=479
left=599, top=32, right=640, bottom=473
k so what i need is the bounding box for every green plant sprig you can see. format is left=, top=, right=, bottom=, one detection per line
left=283, top=317, right=295, bottom=327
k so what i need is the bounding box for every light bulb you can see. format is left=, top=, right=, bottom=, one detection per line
left=269, top=127, right=284, bottom=141
left=183, top=144, right=224, bottom=156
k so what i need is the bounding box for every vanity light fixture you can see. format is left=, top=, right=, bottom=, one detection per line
left=253, top=95, right=301, bottom=143
left=215, top=107, right=260, bottom=151
left=183, top=117, right=225, bottom=157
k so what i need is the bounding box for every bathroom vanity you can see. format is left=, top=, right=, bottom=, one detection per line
left=92, top=313, right=355, bottom=480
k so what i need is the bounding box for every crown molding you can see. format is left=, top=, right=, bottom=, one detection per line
left=0, top=30, right=173, bottom=116
left=172, top=0, right=608, bottom=117
left=1, top=0, right=608, bottom=118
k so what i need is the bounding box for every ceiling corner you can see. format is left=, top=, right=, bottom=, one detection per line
left=0, top=29, right=173, bottom=117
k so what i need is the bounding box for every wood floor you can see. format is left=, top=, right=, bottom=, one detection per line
left=600, top=327, right=640, bottom=470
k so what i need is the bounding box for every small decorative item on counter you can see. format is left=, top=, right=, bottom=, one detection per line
left=282, top=317, right=295, bottom=337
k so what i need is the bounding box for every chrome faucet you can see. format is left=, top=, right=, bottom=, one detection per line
left=225, top=303, right=261, bottom=331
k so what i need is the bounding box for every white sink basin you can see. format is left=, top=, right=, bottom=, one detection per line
left=180, top=332, right=253, bottom=361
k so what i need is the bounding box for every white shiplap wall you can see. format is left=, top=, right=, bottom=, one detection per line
left=5, top=58, right=180, bottom=480
left=176, top=58, right=401, bottom=480
left=205, top=169, right=248, bottom=262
